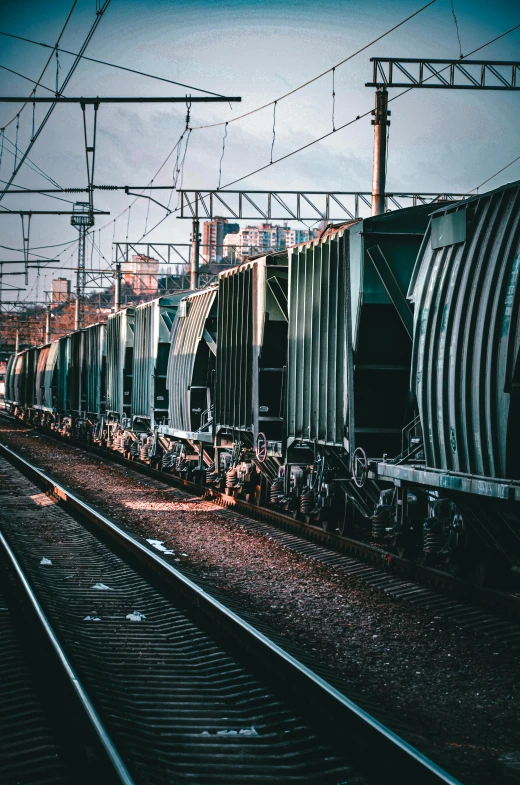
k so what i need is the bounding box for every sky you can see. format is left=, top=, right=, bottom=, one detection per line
left=0, top=0, right=519, bottom=304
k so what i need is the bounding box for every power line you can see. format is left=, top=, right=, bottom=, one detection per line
left=0, top=63, right=57, bottom=95
left=0, top=0, right=77, bottom=132
left=467, top=153, right=520, bottom=194
left=89, top=1, right=438, bottom=246
left=450, top=0, right=463, bottom=59
left=216, top=21, right=520, bottom=191
left=0, top=30, right=227, bottom=98
left=0, top=0, right=112, bottom=202
left=189, top=0, right=437, bottom=130
left=0, top=136, right=62, bottom=188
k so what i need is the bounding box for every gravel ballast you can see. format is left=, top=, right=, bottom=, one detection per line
left=1, top=421, right=518, bottom=785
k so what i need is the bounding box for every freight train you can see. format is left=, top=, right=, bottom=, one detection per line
left=5, top=180, right=520, bottom=584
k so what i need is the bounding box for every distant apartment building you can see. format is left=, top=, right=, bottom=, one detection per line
left=222, top=223, right=319, bottom=262
left=202, top=218, right=240, bottom=263
left=123, top=254, right=159, bottom=297
left=51, top=277, right=71, bottom=305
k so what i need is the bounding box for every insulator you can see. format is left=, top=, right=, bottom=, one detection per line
left=226, top=467, right=238, bottom=489
left=299, top=489, right=314, bottom=514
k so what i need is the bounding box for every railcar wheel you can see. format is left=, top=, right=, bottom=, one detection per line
left=351, top=447, right=368, bottom=488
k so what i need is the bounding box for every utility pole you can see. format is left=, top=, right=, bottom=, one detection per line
left=366, top=57, right=520, bottom=215
left=371, top=87, right=390, bottom=216
left=71, top=202, right=94, bottom=330
left=45, top=307, right=51, bottom=344
left=190, top=218, right=200, bottom=290
left=114, top=262, right=121, bottom=313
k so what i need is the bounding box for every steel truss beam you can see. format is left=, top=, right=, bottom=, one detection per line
left=367, top=58, right=520, bottom=90
left=0, top=96, right=241, bottom=103
left=177, top=190, right=465, bottom=221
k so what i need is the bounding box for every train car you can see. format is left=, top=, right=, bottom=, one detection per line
left=4, top=352, right=17, bottom=409
left=372, top=180, right=520, bottom=578
left=131, top=294, right=185, bottom=429
left=106, top=306, right=135, bottom=423
left=213, top=252, right=288, bottom=495
left=83, top=322, right=107, bottom=421
left=56, top=330, right=83, bottom=421
left=266, top=204, right=446, bottom=531
left=157, top=286, right=218, bottom=476
left=123, top=294, right=185, bottom=462
left=33, top=341, right=59, bottom=423
left=52, top=322, right=106, bottom=437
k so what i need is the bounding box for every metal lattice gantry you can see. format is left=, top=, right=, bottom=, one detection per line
left=366, top=58, right=520, bottom=90
left=177, top=190, right=466, bottom=222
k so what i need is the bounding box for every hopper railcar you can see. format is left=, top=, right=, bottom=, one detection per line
left=5, top=180, right=520, bottom=580
left=372, top=181, right=520, bottom=579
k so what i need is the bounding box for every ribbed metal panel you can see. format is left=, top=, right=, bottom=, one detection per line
left=12, top=353, right=25, bottom=405
left=25, top=348, right=38, bottom=406
left=410, top=180, right=520, bottom=479
left=35, top=345, right=51, bottom=407
left=5, top=353, right=16, bottom=403
left=68, top=331, right=83, bottom=415
left=287, top=232, right=346, bottom=445
left=56, top=336, right=69, bottom=411
left=286, top=204, right=443, bottom=459
left=215, top=257, right=288, bottom=438
left=106, top=308, right=134, bottom=416
left=167, top=288, right=217, bottom=431
left=131, top=295, right=183, bottom=423
left=42, top=341, right=59, bottom=410
left=84, top=323, right=106, bottom=416
left=56, top=331, right=84, bottom=414
left=215, top=264, right=254, bottom=430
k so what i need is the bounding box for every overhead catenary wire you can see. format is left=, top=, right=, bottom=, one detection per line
left=0, top=30, right=227, bottom=98
left=450, top=0, right=463, bottom=59
left=218, top=123, right=228, bottom=189
left=0, top=63, right=58, bottom=95
left=466, top=153, right=520, bottom=194
left=189, top=0, right=437, bottom=131
left=0, top=0, right=111, bottom=202
left=88, top=1, right=438, bottom=251
left=270, top=102, right=277, bottom=165
left=215, top=20, right=520, bottom=191
left=0, top=0, right=78, bottom=132
left=126, top=17, right=520, bottom=245
left=332, top=68, right=336, bottom=132
left=0, top=135, right=62, bottom=188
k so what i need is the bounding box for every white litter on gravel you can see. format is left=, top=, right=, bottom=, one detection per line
left=83, top=616, right=101, bottom=621
left=40, top=557, right=52, bottom=565
left=91, top=583, right=112, bottom=590
left=126, top=611, right=146, bottom=622
left=146, top=539, right=175, bottom=555
left=215, top=727, right=259, bottom=737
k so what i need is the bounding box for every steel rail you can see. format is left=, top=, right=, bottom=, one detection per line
left=0, top=529, right=135, bottom=785
left=0, top=439, right=460, bottom=785
left=1, top=410, right=518, bottom=621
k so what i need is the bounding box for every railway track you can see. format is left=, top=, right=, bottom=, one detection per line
left=3, top=410, right=519, bottom=627
left=0, top=442, right=461, bottom=785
